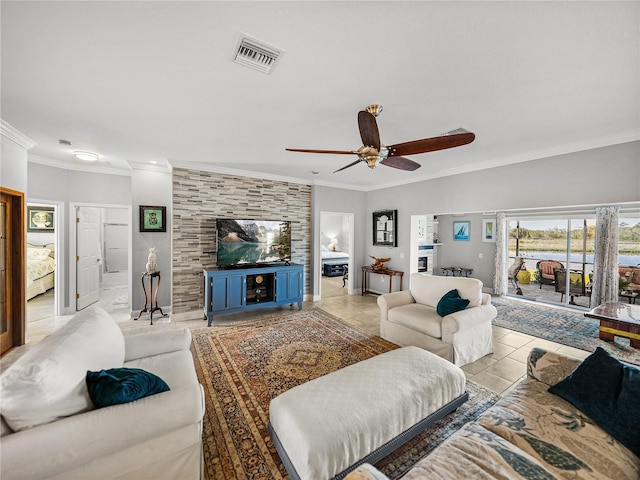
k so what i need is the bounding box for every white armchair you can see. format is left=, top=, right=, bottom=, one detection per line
left=377, top=273, right=497, bottom=366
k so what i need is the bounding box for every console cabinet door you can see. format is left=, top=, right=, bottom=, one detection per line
left=212, top=274, right=245, bottom=312
left=228, top=274, right=244, bottom=309
left=288, top=269, right=303, bottom=300
left=276, top=268, right=303, bottom=302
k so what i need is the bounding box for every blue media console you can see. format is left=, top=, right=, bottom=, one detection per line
left=203, top=263, right=304, bottom=326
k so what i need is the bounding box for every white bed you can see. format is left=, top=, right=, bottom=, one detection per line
left=26, top=243, right=55, bottom=300
left=321, top=244, right=349, bottom=269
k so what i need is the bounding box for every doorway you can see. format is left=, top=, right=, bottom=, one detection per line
left=319, top=212, right=354, bottom=298
left=70, top=203, right=131, bottom=315
left=506, top=213, right=640, bottom=308
left=25, top=199, right=63, bottom=325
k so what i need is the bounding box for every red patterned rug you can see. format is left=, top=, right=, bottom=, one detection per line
left=191, top=308, right=499, bottom=480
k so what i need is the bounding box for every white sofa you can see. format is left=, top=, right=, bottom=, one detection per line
left=0, top=307, right=205, bottom=480
left=344, top=348, right=640, bottom=479
left=377, top=273, right=497, bottom=366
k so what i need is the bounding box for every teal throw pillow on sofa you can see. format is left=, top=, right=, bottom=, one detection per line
left=548, top=347, right=640, bottom=456
left=86, top=368, right=170, bottom=408
left=436, top=289, right=470, bottom=317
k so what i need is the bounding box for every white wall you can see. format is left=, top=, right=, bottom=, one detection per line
left=359, top=141, right=640, bottom=290
left=320, top=214, right=345, bottom=248
left=1, top=138, right=28, bottom=192
left=23, top=139, right=640, bottom=310
left=130, top=167, right=172, bottom=312
left=27, top=163, right=132, bottom=311
left=312, top=186, right=367, bottom=296
left=434, top=213, right=498, bottom=287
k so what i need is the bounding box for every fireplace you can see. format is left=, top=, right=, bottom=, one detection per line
left=418, top=256, right=428, bottom=272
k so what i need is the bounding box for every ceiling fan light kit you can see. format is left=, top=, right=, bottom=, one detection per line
left=286, top=104, right=475, bottom=173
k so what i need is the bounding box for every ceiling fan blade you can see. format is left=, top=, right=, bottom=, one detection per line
left=387, top=130, right=475, bottom=157
left=286, top=148, right=356, bottom=155
left=357, top=111, right=381, bottom=150
left=380, top=156, right=421, bottom=171
left=333, top=158, right=364, bottom=173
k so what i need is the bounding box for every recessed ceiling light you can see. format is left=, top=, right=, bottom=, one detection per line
left=150, top=160, right=157, bottom=164
left=74, top=151, right=99, bottom=162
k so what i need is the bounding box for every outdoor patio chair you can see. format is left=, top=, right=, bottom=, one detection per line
left=554, top=269, right=590, bottom=305
left=508, top=257, right=526, bottom=295
left=536, top=260, right=564, bottom=288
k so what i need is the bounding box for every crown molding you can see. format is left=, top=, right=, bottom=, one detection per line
left=0, top=120, right=36, bottom=149
left=168, top=160, right=313, bottom=186
left=311, top=179, right=368, bottom=191
left=127, top=160, right=171, bottom=173
left=28, top=154, right=132, bottom=177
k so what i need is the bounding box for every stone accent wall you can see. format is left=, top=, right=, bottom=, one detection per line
left=171, top=168, right=311, bottom=315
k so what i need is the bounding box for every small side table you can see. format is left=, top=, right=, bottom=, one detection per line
left=361, top=266, right=404, bottom=295
left=619, top=291, right=638, bottom=304
left=135, top=271, right=167, bottom=325
left=441, top=267, right=474, bottom=277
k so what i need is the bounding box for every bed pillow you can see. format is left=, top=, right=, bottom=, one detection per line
left=548, top=347, right=640, bottom=456
left=86, top=368, right=170, bottom=408
left=27, top=247, right=52, bottom=260
left=436, top=289, right=469, bottom=317
left=44, top=243, right=56, bottom=258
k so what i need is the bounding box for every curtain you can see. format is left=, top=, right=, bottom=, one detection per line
left=493, top=212, right=507, bottom=295
left=590, top=206, right=619, bottom=307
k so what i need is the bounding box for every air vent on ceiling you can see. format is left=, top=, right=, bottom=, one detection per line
left=234, top=35, right=282, bottom=74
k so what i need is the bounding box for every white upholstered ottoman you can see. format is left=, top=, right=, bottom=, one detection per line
left=267, top=346, right=468, bottom=480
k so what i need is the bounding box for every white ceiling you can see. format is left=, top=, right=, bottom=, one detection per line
left=2, top=1, right=638, bottom=191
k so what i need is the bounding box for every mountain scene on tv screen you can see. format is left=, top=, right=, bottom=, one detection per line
left=217, top=219, right=291, bottom=266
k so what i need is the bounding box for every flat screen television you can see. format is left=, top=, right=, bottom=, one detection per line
left=216, top=219, right=291, bottom=268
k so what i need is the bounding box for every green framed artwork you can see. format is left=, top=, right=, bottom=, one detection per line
left=139, top=205, right=166, bottom=232
left=27, top=206, right=54, bottom=232
left=482, top=218, right=496, bottom=242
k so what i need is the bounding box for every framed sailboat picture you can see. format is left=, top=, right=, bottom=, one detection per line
left=453, top=221, right=470, bottom=241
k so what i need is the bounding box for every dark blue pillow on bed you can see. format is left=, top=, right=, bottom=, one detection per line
left=436, top=289, right=469, bottom=317
left=548, top=347, right=640, bottom=456
left=86, top=368, right=169, bottom=408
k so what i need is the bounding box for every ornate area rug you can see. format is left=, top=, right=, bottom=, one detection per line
left=493, top=296, right=640, bottom=365
left=191, top=308, right=500, bottom=480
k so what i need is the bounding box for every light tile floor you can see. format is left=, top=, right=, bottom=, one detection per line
left=3, top=278, right=591, bottom=396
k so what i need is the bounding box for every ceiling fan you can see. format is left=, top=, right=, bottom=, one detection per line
left=286, top=104, right=475, bottom=173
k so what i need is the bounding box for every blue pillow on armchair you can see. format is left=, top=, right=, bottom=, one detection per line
left=86, top=367, right=170, bottom=408
left=548, top=347, right=640, bottom=456
left=436, top=289, right=470, bottom=317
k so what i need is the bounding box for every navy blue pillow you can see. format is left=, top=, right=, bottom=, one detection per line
left=548, top=347, right=640, bottom=457
left=436, top=289, right=470, bottom=317
left=86, top=368, right=170, bottom=408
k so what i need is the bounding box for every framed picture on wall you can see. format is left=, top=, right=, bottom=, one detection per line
left=27, top=206, right=54, bottom=232
left=139, top=205, right=166, bottom=232
left=373, top=209, right=397, bottom=246
left=482, top=218, right=496, bottom=242
left=453, top=220, right=470, bottom=241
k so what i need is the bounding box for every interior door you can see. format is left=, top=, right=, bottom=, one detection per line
left=1, top=195, right=12, bottom=353
left=76, top=207, right=100, bottom=310
left=1, top=188, right=25, bottom=354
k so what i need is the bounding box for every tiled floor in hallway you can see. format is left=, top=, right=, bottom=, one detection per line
left=3, top=277, right=591, bottom=396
